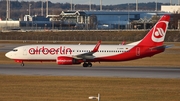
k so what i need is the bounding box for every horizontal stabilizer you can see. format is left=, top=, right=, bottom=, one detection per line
left=165, top=45, right=174, bottom=48
left=150, top=45, right=173, bottom=50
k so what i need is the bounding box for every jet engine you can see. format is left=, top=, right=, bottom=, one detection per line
left=56, top=56, right=81, bottom=65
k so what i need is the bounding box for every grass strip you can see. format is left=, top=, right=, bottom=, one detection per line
left=0, top=75, right=180, bottom=101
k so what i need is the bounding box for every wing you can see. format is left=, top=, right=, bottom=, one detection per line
left=73, top=40, right=101, bottom=60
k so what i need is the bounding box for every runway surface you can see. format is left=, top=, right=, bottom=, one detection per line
left=0, top=64, right=180, bottom=78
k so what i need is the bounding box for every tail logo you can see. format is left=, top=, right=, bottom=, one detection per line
left=152, top=21, right=168, bottom=42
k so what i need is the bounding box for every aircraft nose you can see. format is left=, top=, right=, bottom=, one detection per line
left=5, top=52, right=12, bottom=59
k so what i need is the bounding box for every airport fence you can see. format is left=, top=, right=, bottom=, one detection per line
left=0, top=28, right=180, bottom=42
left=0, top=35, right=137, bottom=42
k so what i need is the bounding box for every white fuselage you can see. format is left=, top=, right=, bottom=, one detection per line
left=6, top=44, right=134, bottom=60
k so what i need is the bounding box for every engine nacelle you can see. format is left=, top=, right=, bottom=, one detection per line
left=56, top=56, right=81, bottom=65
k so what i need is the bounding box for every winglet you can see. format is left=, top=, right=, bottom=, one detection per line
left=92, top=40, right=101, bottom=52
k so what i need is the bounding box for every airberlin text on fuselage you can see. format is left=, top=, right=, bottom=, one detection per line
left=29, top=46, right=72, bottom=55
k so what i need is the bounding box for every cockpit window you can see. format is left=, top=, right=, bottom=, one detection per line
left=12, top=49, right=18, bottom=52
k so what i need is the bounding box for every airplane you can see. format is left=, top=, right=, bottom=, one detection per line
left=5, top=15, right=171, bottom=67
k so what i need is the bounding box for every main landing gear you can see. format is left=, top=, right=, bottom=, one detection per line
left=83, top=62, right=92, bottom=67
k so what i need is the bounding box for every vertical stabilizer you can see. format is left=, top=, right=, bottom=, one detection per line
left=138, top=15, right=170, bottom=47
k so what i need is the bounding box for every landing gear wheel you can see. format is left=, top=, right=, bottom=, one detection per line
left=83, top=63, right=88, bottom=67
left=83, top=62, right=92, bottom=67
left=88, top=62, right=92, bottom=67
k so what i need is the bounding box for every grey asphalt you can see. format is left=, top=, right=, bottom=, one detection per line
left=0, top=64, right=179, bottom=78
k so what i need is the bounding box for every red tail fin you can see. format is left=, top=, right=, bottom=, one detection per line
left=138, top=15, right=170, bottom=46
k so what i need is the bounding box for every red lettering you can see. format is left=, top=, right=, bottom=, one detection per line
left=39, top=47, right=44, bottom=55
left=50, top=48, right=55, bottom=55
left=36, top=46, right=39, bottom=54
left=60, top=47, right=63, bottom=54
left=28, top=46, right=72, bottom=55
left=29, top=48, right=35, bottom=55
left=43, top=48, right=49, bottom=55
left=66, top=48, right=72, bottom=54
left=55, top=48, right=59, bottom=54
left=63, top=46, right=65, bottom=54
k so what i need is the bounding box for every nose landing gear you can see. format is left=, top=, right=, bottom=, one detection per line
left=21, top=62, right=24, bottom=66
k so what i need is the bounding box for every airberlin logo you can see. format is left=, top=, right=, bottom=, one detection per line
left=28, top=46, right=72, bottom=55
left=152, top=21, right=168, bottom=42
